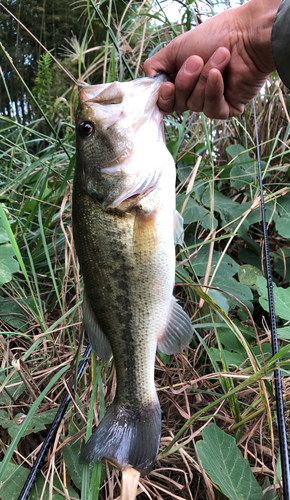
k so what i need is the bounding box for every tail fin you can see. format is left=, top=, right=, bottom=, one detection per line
left=79, top=401, right=161, bottom=476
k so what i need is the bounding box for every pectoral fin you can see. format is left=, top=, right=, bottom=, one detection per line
left=158, top=298, right=192, bottom=354
left=83, top=290, right=112, bottom=360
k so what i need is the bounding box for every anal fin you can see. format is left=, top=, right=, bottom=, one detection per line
left=83, top=289, right=112, bottom=361
left=158, top=297, right=192, bottom=354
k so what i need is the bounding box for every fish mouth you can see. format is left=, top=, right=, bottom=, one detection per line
left=151, top=71, right=171, bottom=83
left=78, top=72, right=171, bottom=104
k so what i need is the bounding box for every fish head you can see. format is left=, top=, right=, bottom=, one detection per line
left=75, top=73, right=173, bottom=209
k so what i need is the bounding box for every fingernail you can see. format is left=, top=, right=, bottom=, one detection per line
left=211, top=49, right=227, bottom=67
left=160, top=85, right=172, bottom=100
left=185, top=57, right=202, bottom=75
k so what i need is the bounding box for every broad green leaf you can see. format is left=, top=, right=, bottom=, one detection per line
left=191, top=247, right=239, bottom=280
left=201, top=187, right=250, bottom=235
left=0, top=217, right=10, bottom=244
left=272, top=246, right=290, bottom=261
left=175, top=264, right=191, bottom=283
left=213, top=276, right=253, bottom=313
left=180, top=197, right=214, bottom=230
left=252, top=343, right=272, bottom=361
left=0, top=462, right=29, bottom=500
left=256, top=276, right=290, bottom=320
left=232, top=319, right=256, bottom=340
left=238, top=264, right=263, bottom=287
left=0, top=243, right=19, bottom=286
left=62, top=427, right=84, bottom=490
left=157, top=348, right=171, bottom=366
left=277, top=193, right=290, bottom=216
left=275, top=217, right=290, bottom=238
left=226, top=144, right=246, bottom=160
left=0, top=364, right=69, bottom=481
left=0, top=409, right=8, bottom=425
left=247, top=200, right=279, bottom=226
left=253, top=342, right=290, bottom=373
left=217, top=327, right=247, bottom=354
left=227, top=144, right=259, bottom=190
left=209, top=347, right=246, bottom=368
left=62, top=423, right=106, bottom=493
left=272, top=247, right=290, bottom=281
left=4, top=408, right=58, bottom=438
left=0, top=296, right=44, bottom=332
left=207, top=289, right=230, bottom=315
left=196, top=423, right=263, bottom=500
left=276, top=195, right=290, bottom=237
left=0, top=371, right=24, bottom=406
left=0, top=462, right=79, bottom=500
left=277, top=326, right=290, bottom=339
left=238, top=248, right=262, bottom=270
left=176, top=161, right=194, bottom=183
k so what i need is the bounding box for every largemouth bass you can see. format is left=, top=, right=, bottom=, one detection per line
left=73, top=73, right=192, bottom=476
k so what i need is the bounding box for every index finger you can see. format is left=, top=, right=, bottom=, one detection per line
left=143, top=37, right=184, bottom=77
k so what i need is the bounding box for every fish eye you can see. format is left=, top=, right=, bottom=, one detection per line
left=78, top=121, right=94, bottom=137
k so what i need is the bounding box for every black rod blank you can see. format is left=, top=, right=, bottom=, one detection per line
left=253, top=100, right=290, bottom=500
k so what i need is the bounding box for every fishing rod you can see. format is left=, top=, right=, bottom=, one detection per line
left=253, top=100, right=290, bottom=500
left=17, top=343, right=92, bottom=500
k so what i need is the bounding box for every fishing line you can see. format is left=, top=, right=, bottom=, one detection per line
left=253, top=98, right=290, bottom=500
left=17, top=344, right=92, bottom=500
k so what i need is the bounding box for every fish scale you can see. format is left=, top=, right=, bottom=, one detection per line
left=73, top=73, right=193, bottom=475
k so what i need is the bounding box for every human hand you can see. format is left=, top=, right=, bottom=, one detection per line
left=143, top=0, right=280, bottom=119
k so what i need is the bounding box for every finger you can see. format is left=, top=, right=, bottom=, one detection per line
left=186, top=47, right=231, bottom=113
left=205, top=69, right=245, bottom=119
left=143, top=34, right=187, bottom=77
left=143, top=44, right=177, bottom=77
left=173, top=56, right=204, bottom=113
left=203, top=69, right=230, bottom=119
left=156, top=82, right=176, bottom=114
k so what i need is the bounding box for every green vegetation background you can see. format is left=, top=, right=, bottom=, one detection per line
left=0, top=1, right=289, bottom=499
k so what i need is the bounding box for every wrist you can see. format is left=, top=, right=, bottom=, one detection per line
left=243, top=0, right=282, bottom=73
